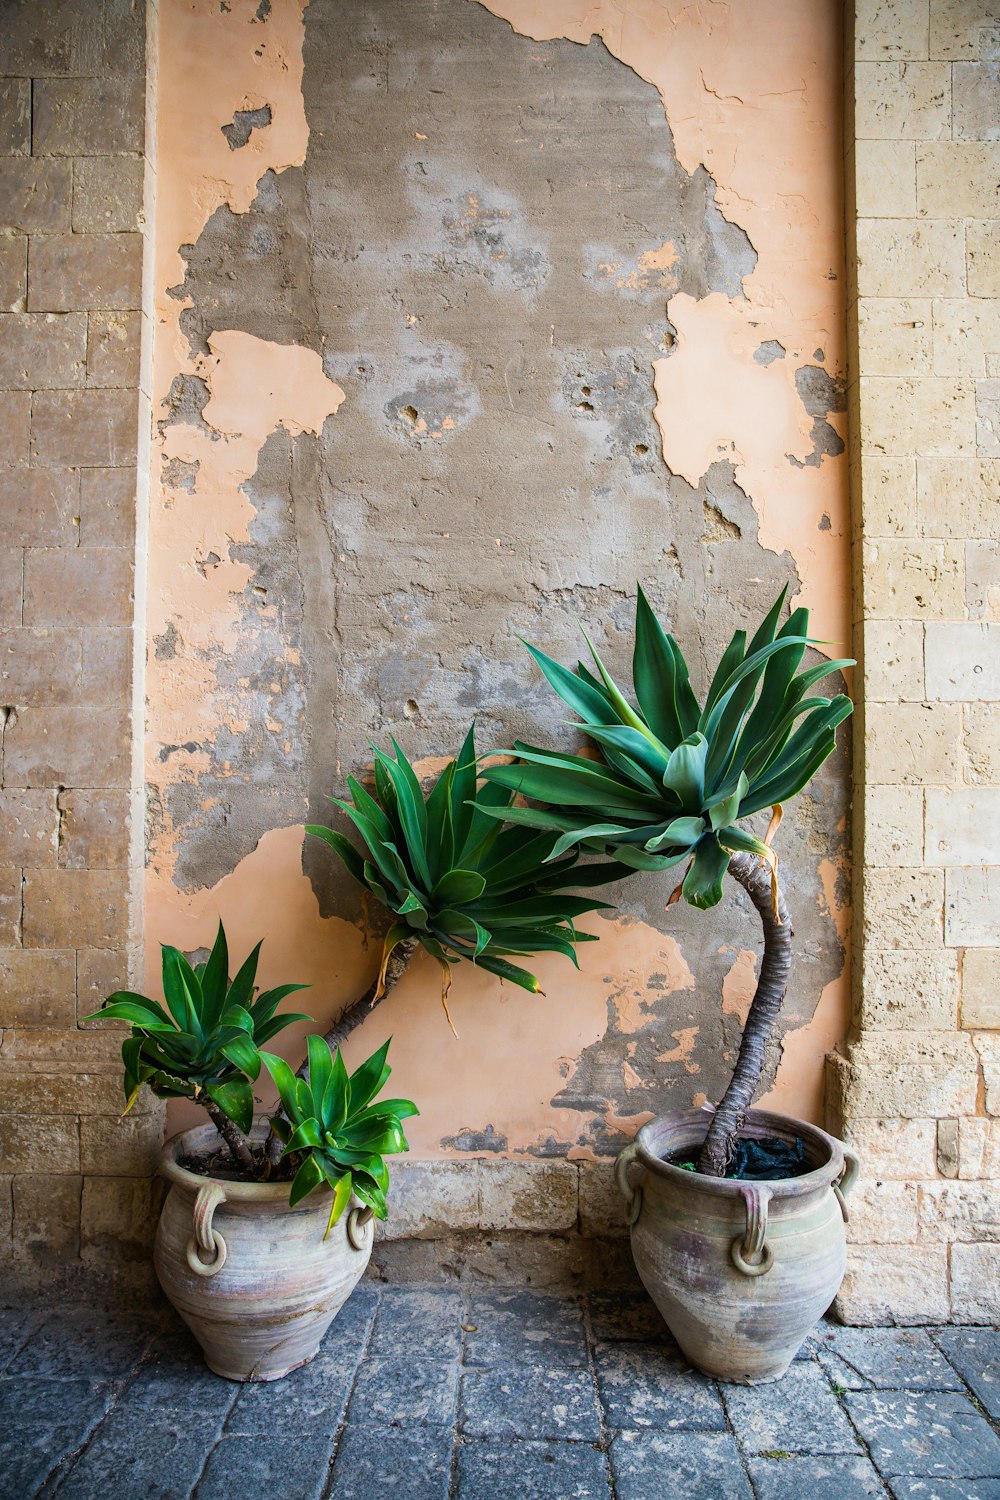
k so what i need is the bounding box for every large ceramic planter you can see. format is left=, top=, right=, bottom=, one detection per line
left=615, top=1107, right=859, bottom=1384
left=155, top=1124, right=374, bottom=1381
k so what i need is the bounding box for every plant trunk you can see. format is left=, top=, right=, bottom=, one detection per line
left=695, top=852, right=792, bottom=1178
left=264, top=939, right=418, bottom=1166
left=204, top=1099, right=255, bottom=1173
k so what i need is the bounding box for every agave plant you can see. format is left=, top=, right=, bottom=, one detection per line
left=263, top=1035, right=417, bottom=1236
left=477, top=586, right=852, bottom=1177
left=83, top=922, right=312, bottom=1171
left=307, top=724, right=630, bottom=1038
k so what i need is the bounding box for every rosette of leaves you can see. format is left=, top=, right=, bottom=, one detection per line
left=83, top=922, right=311, bottom=1167
left=307, top=724, right=630, bottom=1022
left=477, top=586, right=853, bottom=1177
left=262, top=1036, right=417, bottom=1237
left=478, top=585, right=852, bottom=913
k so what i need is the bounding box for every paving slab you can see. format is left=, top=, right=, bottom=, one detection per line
left=225, top=1339, right=360, bottom=1436
left=846, top=1390, right=1000, bottom=1479
left=610, top=1430, right=753, bottom=1500
left=818, top=1327, right=965, bottom=1391
left=347, top=1353, right=459, bottom=1427
left=593, top=1340, right=726, bottom=1432
left=722, top=1360, right=862, bottom=1454
left=747, top=1453, right=888, bottom=1499
left=7, top=1308, right=155, bottom=1381
left=460, top=1362, right=602, bottom=1442
left=463, top=1289, right=589, bottom=1368
left=329, top=1421, right=453, bottom=1500
left=367, top=1286, right=463, bottom=1360
left=888, top=1480, right=1000, bottom=1500
left=194, top=1432, right=334, bottom=1500
left=455, top=1437, right=610, bottom=1499
left=46, top=1409, right=227, bottom=1500
left=587, top=1291, right=674, bottom=1345
left=0, top=1375, right=112, bottom=1497
left=933, top=1327, right=1000, bottom=1418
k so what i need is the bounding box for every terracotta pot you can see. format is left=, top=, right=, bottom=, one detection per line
left=155, top=1124, right=374, bottom=1381
left=615, top=1108, right=859, bottom=1384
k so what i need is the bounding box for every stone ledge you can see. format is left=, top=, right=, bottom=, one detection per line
left=381, top=1158, right=627, bottom=1241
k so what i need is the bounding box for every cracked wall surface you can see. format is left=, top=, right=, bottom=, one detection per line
left=149, top=0, right=849, bottom=1157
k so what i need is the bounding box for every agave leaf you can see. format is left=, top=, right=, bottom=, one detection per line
left=395, top=889, right=430, bottom=929
left=206, top=1076, right=254, bottom=1135
left=377, top=745, right=433, bottom=892
left=547, top=821, right=636, bottom=860
left=161, top=946, right=204, bottom=1040
left=470, top=952, right=544, bottom=991
left=347, top=1037, right=391, bottom=1115
left=633, top=585, right=699, bottom=746
left=199, top=922, right=230, bottom=1031
left=306, top=824, right=366, bottom=884
left=680, top=834, right=731, bottom=910
left=432, top=868, right=487, bottom=905
left=219, top=1033, right=261, bottom=1081
left=486, top=757, right=662, bottom=815
left=286, top=1117, right=324, bottom=1152
left=703, top=629, right=747, bottom=720
left=448, top=723, right=479, bottom=859
left=645, top=815, right=706, bottom=851
left=350, top=1176, right=388, bottom=1220
left=261, top=1050, right=300, bottom=1120
left=324, top=1174, right=353, bottom=1239
left=289, top=1151, right=326, bottom=1208
left=346, top=774, right=395, bottom=845
left=662, top=734, right=708, bottom=805
left=707, top=772, right=749, bottom=832
left=580, top=625, right=659, bottom=747
left=225, top=939, right=263, bottom=1014
left=522, top=639, right=620, bottom=726
left=85, top=997, right=176, bottom=1031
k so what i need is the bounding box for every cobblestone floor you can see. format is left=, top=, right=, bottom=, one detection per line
left=2, top=1283, right=1000, bottom=1499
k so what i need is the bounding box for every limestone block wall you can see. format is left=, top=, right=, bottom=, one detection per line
left=0, top=0, right=162, bottom=1283
left=832, top=0, right=1000, bottom=1323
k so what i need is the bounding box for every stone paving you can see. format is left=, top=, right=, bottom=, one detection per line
left=2, top=1283, right=1000, bottom=1499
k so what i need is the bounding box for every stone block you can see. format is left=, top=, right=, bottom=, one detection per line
left=930, top=0, right=999, bottom=60
left=855, top=947, right=958, bottom=1030
left=0, top=1177, right=10, bottom=1256
left=0, top=1, right=97, bottom=76
left=22, top=868, right=129, bottom=949
left=0, top=1026, right=123, bottom=1068
left=961, top=948, right=1000, bottom=1027
left=380, top=1159, right=479, bottom=1240
left=855, top=61, right=951, bottom=138
left=32, top=77, right=145, bottom=156
left=2, top=706, right=131, bottom=788
left=478, top=1159, right=578, bottom=1232
left=957, top=1116, right=1000, bottom=1178
left=917, top=142, right=1000, bottom=218
left=973, top=1031, right=1000, bottom=1112
left=938, top=1117, right=960, bottom=1177
left=860, top=456, right=918, bottom=536
left=0, top=1115, right=79, bottom=1173
left=578, top=1160, right=626, bottom=1235
left=72, top=155, right=145, bottom=234
left=856, top=220, right=966, bottom=298
left=456, top=1437, right=606, bottom=1500
left=0, top=390, right=30, bottom=464
left=56, top=788, right=130, bottom=870
left=967, top=220, right=1000, bottom=298
left=31, top=388, right=137, bottom=467
left=933, top=298, right=1000, bottom=376
left=0, top=948, right=75, bottom=1028
left=0, top=311, right=87, bottom=389
left=0, top=551, right=21, bottom=629
left=11, top=1173, right=81, bottom=1263
left=838, top=1118, right=938, bottom=1179
left=918, top=456, right=1000, bottom=536
left=24, top=548, right=133, bottom=629
left=861, top=377, right=977, bottom=457
left=80, top=1177, right=161, bottom=1261
left=828, top=1033, right=978, bottom=1117
left=0, top=236, right=26, bottom=310
left=0, top=79, right=30, bottom=156
left=0, top=469, right=80, bottom=548
left=945, top=865, right=1000, bottom=944
left=834, top=1244, right=950, bottom=1325
left=0, top=627, right=83, bottom=706
left=28, top=233, right=142, bottom=313
left=0, top=159, right=72, bottom=234
left=861, top=620, right=925, bottom=700
left=78, top=468, right=137, bottom=548
left=76, top=947, right=128, bottom=1017
left=856, top=0, right=930, bottom=60
left=858, top=297, right=933, bottom=378
left=854, top=140, right=916, bottom=217
left=78, top=627, right=132, bottom=704
left=927, top=620, right=1000, bottom=700
left=860, top=784, right=924, bottom=866
left=927, top=788, right=1000, bottom=865
left=918, top=1179, right=1000, bottom=1242
left=863, top=702, right=960, bottom=785
left=0, top=788, right=58, bottom=865
left=966, top=539, right=1000, bottom=621
left=1, top=1071, right=124, bottom=1116
left=951, top=1242, right=1000, bottom=1322
left=87, top=310, right=141, bottom=387
left=845, top=1389, right=1000, bottom=1477
left=0, top=864, right=19, bottom=946
left=79, top=1113, right=164, bottom=1178
left=845, top=1179, right=919, bottom=1243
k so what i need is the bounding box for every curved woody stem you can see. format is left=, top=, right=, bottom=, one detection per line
left=204, top=1098, right=255, bottom=1173
left=695, top=852, right=792, bottom=1178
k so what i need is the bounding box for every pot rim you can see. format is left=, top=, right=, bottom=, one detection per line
left=159, top=1122, right=332, bottom=1205
left=634, top=1106, right=845, bottom=1199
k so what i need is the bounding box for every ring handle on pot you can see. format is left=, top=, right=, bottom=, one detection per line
left=185, top=1182, right=228, bottom=1278
left=731, top=1183, right=774, bottom=1277
left=614, top=1142, right=644, bottom=1227
left=834, top=1143, right=861, bottom=1223
left=347, top=1205, right=374, bottom=1252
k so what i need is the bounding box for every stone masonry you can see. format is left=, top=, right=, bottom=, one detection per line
left=831, top=0, right=1000, bottom=1322
left=0, top=0, right=163, bottom=1285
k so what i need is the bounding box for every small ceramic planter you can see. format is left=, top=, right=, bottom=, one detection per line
left=616, top=1107, right=859, bottom=1384
left=155, top=1124, right=374, bottom=1381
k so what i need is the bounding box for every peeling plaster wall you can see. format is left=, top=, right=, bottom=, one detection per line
left=148, top=0, right=850, bottom=1159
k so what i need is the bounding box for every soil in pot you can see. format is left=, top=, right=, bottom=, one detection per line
left=667, top=1133, right=811, bottom=1181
